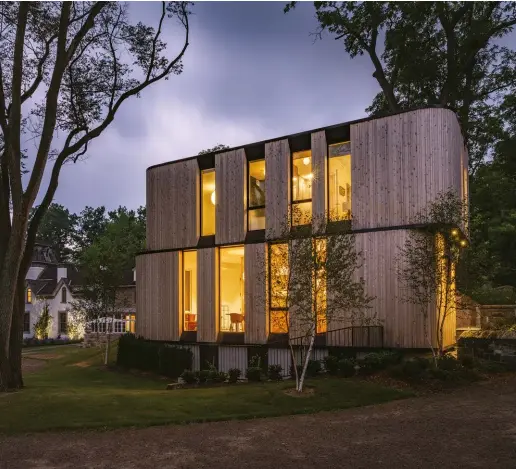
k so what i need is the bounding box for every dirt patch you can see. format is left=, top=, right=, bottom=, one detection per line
left=21, top=358, right=47, bottom=374
left=23, top=353, right=63, bottom=361
left=1, top=376, right=516, bottom=469
left=283, top=386, right=315, bottom=397
left=70, top=361, right=91, bottom=368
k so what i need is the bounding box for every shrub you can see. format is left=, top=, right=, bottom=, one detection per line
left=337, top=358, right=356, bottom=378
left=323, top=355, right=339, bottom=375
left=159, top=344, right=193, bottom=378
left=180, top=370, right=197, bottom=384
left=246, top=367, right=262, bottom=382
left=210, top=371, right=227, bottom=383
left=389, top=357, right=429, bottom=381
left=477, top=359, right=508, bottom=374
left=196, top=370, right=211, bottom=384
left=290, top=364, right=302, bottom=380
left=459, top=355, right=475, bottom=369
left=228, top=368, right=241, bottom=383
left=306, top=359, right=322, bottom=377
left=268, top=364, right=283, bottom=381
left=436, top=354, right=460, bottom=371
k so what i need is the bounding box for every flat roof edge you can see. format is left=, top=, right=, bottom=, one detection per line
left=146, top=105, right=458, bottom=172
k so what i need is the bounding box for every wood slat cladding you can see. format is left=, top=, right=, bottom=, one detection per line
left=244, top=243, right=267, bottom=344
left=265, top=139, right=290, bottom=239
left=146, top=159, right=199, bottom=250
left=136, top=251, right=181, bottom=341
left=215, top=149, right=246, bottom=244
left=197, top=248, right=218, bottom=342
left=327, top=229, right=438, bottom=348
left=350, top=108, right=464, bottom=230
left=311, top=130, right=327, bottom=233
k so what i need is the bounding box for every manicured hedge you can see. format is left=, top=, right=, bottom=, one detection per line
left=23, top=338, right=83, bottom=348
left=117, top=334, right=193, bottom=378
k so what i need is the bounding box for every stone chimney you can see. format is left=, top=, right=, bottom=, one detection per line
left=57, top=266, right=68, bottom=281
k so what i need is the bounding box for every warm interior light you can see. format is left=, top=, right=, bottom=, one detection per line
left=211, top=191, right=216, bottom=205
left=303, top=157, right=310, bottom=166
left=305, top=173, right=313, bottom=180
left=292, top=176, right=297, bottom=181
left=451, top=229, right=459, bottom=237
left=460, top=239, right=467, bottom=247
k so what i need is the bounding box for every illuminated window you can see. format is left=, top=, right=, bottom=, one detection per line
left=328, top=142, right=351, bottom=221
left=183, top=250, right=198, bottom=332
left=269, top=243, right=289, bottom=333
left=26, top=288, right=32, bottom=304
left=125, top=315, right=136, bottom=333
left=292, top=150, right=312, bottom=225
left=61, top=287, right=67, bottom=303
left=248, top=159, right=265, bottom=230
left=201, top=169, right=216, bottom=236
left=23, top=313, right=30, bottom=333
left=220, top=246, right=245, bottom=332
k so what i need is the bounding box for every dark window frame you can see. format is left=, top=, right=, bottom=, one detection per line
left=23, top=312, right=30, bottom=333
left=58, top=311, right=67, bottom=334
left=247, top=159, right=266, bottom=231
left=61, top=286, right=67, bottom=303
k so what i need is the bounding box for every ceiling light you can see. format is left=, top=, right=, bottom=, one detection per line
left=211, top=191, right=216, bottom=205
left=451, top=229, right=458, bottom=237
left=303, top=157, right=310, bottom=166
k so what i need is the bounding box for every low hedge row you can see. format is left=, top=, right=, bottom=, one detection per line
left=23, top=337, right=83, bottom=347
left=117, top=334, right=193, bottom=378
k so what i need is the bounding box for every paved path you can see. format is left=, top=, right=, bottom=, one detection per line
left=1, top=377, right=515, bottom=469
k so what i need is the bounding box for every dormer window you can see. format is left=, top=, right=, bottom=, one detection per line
left=26, top=288, right=32, bottom=304
left=61, top=287, right=67, bottom=304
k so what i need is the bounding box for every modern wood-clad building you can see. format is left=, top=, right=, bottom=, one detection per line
left=136, top=107, right=468, bottom=367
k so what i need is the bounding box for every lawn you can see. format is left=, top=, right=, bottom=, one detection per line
left=0, top=344, right=412, bottom=434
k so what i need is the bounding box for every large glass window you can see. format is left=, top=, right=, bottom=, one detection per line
left=183, top=251, right=198, bottom=332
left=292, top=150, right=312, bottom=225
left=269, top=243, right=289, bottom=333
left=220, top=246, right=245, bottom=332
left=201, top=169, right=216, bottom=236
left=314, top=239, right=327, bottom=333
left=59, top=312, right=68, bottom=334
left=248, top=160, right=266, bottom=230
left=328, top=142, right=352, bottom=221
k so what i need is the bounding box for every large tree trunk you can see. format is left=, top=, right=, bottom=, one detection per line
left=8, top=277, right=25, bottom=389
left=0, top=218, right=26, bottom=391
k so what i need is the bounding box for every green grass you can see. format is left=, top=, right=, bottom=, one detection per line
left=1, top=345, right=413, bottom=434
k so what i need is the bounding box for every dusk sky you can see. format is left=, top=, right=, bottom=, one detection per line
left=31, top=2, right=442, bottom=213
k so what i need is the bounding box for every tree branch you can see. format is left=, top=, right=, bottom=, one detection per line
left=146, top=1, right=166, bottom=82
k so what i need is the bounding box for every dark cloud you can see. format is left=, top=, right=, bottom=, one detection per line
left=35, top=2, right=381, bottom=213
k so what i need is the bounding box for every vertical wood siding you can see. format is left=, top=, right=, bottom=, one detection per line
left=311, top=130, right=327, bottom=233
left=146, top=159, right=199, bottom=250
left=215, top=149, right=247, bottom=244
left=327, top=229, right=436, bottom=348
left=218, top=346, right=248, bottom=373
left=351, top=108, right=464, bottom=230
left=265, top=139, right=290, bottom=239
left=136, top=251, right=181, bottom=341
left=244, top=243, right=268, bottom=344
left=197, top=248, right=218, bottom=342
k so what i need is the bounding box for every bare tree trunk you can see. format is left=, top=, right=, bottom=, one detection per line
left=297, top=326, right=316, bottom=393
left=8, top=276, right=25, bottom=389
left=288, top=338, right=299, bottom=389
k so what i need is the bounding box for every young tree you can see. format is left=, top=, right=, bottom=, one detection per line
left=397, top=190, right=468, bottom=362
left=271, top=211, right=374, bottom=392
left=32, top=302, right=52, bottom=340
left=72, top=209, right=144, bottom=364
left=0, top=1, right=192, bottom=390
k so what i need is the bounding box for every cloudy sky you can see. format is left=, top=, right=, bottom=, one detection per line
left=40, top=2, right=386, bottom=213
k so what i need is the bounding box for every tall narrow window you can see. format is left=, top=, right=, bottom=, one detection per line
left=328, top=142, right=352, bottom=221
left=61, top=287, right=67, bottom=303
left=269, top=243, right=289, bottom=333
left=23, top=313, right=30, bottom=334
left=183, top=250, right=198, bottom=332
left=201, top=169, right=216, bottom=236
left=26, top=288, right=32, bottom=304
left=292, top=150, right=312, bottom=225
left=220, top=246, right=245, bottom=332
left=248, top=159, right=265, bottom=230
left=59, top=312, right=68, bottom=334
left=314, top=239, right=327, bottom=333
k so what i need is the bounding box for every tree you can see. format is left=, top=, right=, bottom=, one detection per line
left=0, top=1, right=192, bottom=391
left=285, top=1, right=516, bottom=171
left=270, top=211, right=374, bottom=392
left=33, top=302, right=52, bottom=340
left=32, top=203, right=76, bottom=262
left=70, top=206, right=108, bottom=260
left=72, top=209, right=144, bottom=363
left=397, top=190, right=468, bottom=361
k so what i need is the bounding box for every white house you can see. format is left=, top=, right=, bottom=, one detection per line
left=24, top=243, right=136, bottom=339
